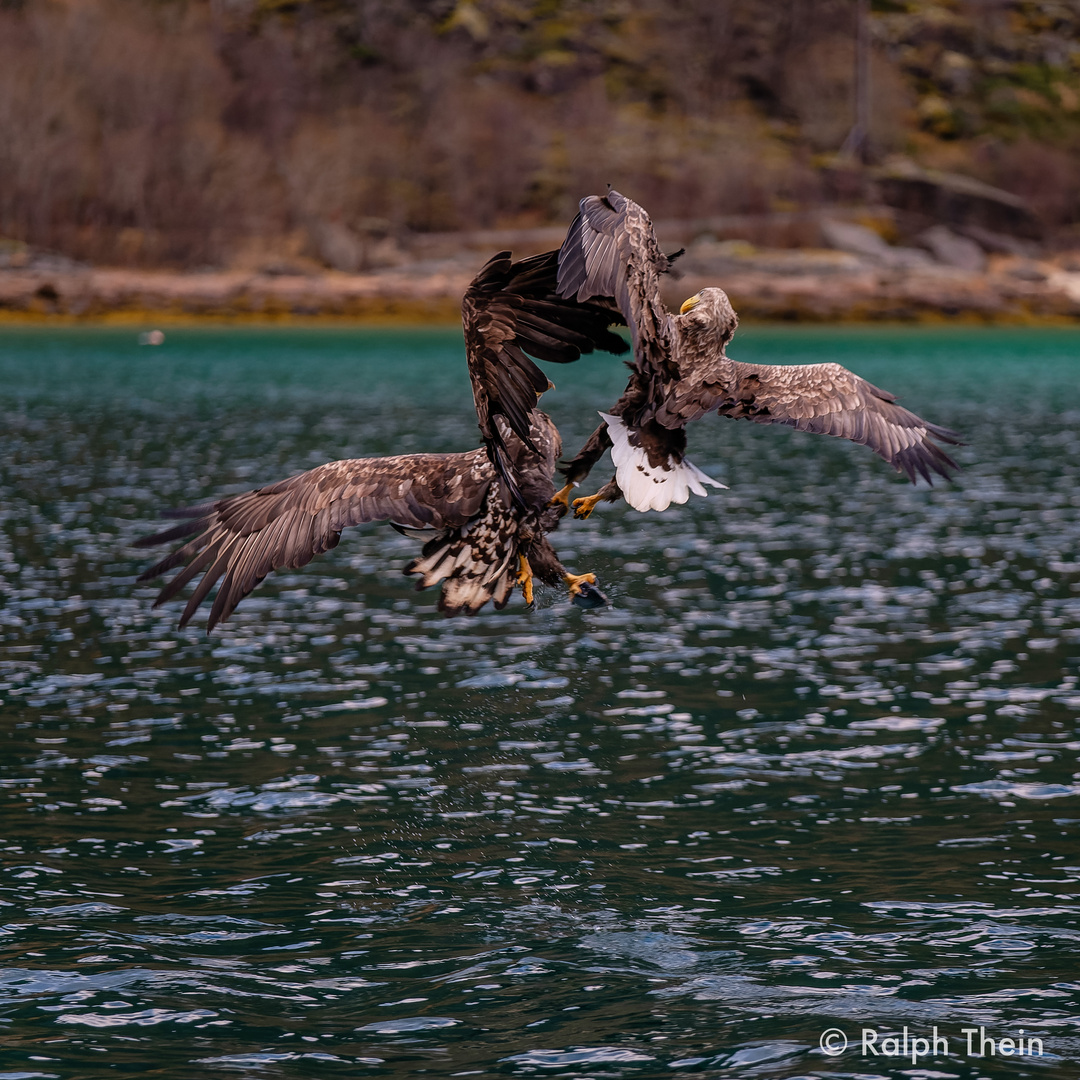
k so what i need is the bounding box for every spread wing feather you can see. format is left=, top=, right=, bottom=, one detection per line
left=462, top=248, right=627, bottom=465
left=710, top=361, right=962, bottom=483
left=556, top=190, right=676, bottom=369
left=135, top=450, right=494, bottom=631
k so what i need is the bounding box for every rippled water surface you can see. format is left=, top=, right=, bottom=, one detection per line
left=1, top=325, right=1079, bottom=1079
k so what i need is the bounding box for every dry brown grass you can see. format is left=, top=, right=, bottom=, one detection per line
left=2, top=0, right=1079, bottom=267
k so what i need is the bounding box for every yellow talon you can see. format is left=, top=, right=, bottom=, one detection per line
left=563, top=572, right=596, bottom=598
left=517, top=554, right=535, bottom=605
left=549, top=482, right=575, bottom=510
left=572, top=492, right=604, bottom=519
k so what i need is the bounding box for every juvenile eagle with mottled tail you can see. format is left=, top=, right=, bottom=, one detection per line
left=134, top=249, right=626, bottom=630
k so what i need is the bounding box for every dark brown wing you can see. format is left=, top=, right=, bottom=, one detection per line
left=710, top=361, right=962, bottom=483
left=135, top=449, right=494, bottom=631
left=556, top=190, right=677, bottom=372
left=462, top=249, right=627, bottom=468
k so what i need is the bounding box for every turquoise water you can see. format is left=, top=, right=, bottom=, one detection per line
left=1, top=325, right=1079, bottom=1078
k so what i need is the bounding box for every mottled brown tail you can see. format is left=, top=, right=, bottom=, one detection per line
left=404, top=487, right=519, bottom=615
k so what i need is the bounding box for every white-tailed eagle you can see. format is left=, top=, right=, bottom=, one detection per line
left=135, top=250, right=625, bottom=630
left=550, top=190, right=962, bottom=516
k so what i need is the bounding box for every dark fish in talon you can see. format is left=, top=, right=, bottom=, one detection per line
left=133, top=249, right=625, bottom=630
left=570, top=576, right=608, bottom=609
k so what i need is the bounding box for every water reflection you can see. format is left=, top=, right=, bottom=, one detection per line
left=0, top=326, right=1078, bottom=1078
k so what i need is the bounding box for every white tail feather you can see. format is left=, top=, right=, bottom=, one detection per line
left=601, top=412, right=726, bottom=513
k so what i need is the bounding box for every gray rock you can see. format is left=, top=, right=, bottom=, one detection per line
left=821, top=220, right=934, bottom=270
left=917, top=225, right=987, bottom=272
left=879, top=247, right=937, bottom=270
left=820, top=219, right=892, bottom=260
left=1007, top=261, right=1048, bottom=282
left=957, top=224, right=1039, bottom=258
left=0, top=241, right=87, bottom=273
left=311, top=222, right=365, bottom=273
left=310, top=221, right=406, bottom=273
left=680, top=238, right=864, bottom=277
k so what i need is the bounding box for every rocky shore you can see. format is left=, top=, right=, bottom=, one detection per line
left=4, top=215, right=1080, bottom=325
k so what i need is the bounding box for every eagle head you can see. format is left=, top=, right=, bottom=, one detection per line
left=677, top=287, right=738, bottom=351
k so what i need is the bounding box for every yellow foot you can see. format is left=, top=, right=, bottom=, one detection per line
left=517, top=554, right=535, bottom=605
left=572, top=492, right=604, bottom=519
left=549, top=482, right=575, bottom=510
left=563, top=572, right=597, bottom=599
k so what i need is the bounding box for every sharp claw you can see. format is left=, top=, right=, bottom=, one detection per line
left=563, top=572, right=596, bottom=597
left=549, top=483, right=575, bottom=510
left=564, top=572, right=607, bottom=609
left=572, top=492, right=603, bottom=520
left=517, top=554, right=535, bottom=606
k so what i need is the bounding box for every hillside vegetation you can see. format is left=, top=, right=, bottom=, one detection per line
left=4, top=0, right=1080, bottom=268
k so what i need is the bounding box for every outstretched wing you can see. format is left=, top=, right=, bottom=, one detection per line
left=135, top=449, right=494, bottom=631
left=709, top=361, right=962, bottom=483
left=556, top=190, right=678, bottom=372
left=462, top=248, right=627, bottom=467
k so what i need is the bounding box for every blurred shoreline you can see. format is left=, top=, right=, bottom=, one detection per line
left=5, top=213, right=1080, bottom=326
left=6, top=250, right=1080, bottom=326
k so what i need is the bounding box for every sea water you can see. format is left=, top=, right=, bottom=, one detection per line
left=0, top=325, right=1078, bottom=1078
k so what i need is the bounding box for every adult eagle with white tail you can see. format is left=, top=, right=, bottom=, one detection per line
left=550, top=190, right=962, bottom=517
left=135, top=249, right=625, bottom=630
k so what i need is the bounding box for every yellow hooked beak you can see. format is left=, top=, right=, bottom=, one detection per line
left=679, top=294, right=701, bottom=314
